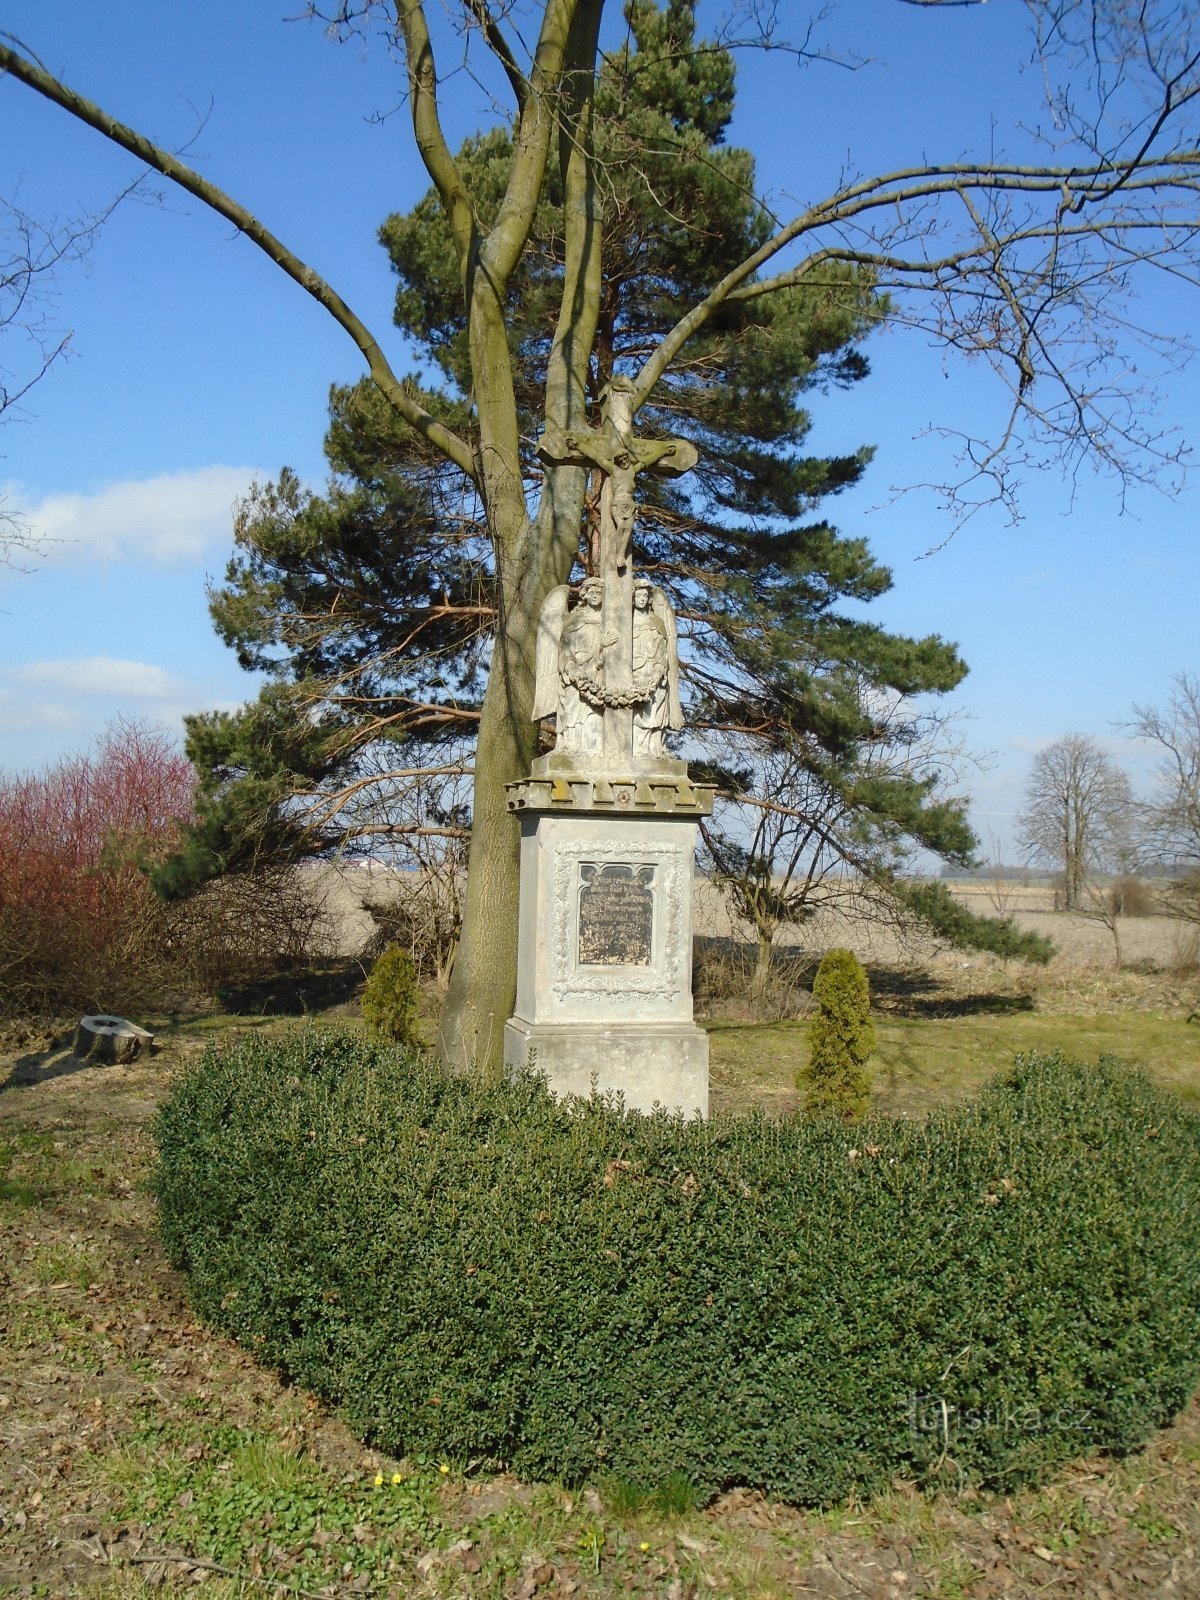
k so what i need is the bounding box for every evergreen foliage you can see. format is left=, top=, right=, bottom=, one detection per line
left=361, top=945, right=421, bottom=1047
left=803, top=948, right=874, bottom=1120
left=896, top=881, right=1055, bottom=964
left=154, top=1029, right=1200, bottom=1507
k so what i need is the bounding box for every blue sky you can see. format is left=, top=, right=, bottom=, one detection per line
left=0, top=0, right=1195, bottom=858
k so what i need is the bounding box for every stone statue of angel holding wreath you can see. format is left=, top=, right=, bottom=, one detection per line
left=532, top=577, right=611, bottom=756
left=532, top=576, right=682, bottom=765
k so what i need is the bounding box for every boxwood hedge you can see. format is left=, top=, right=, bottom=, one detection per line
left=153, top=1030, right=1200, bottom=1505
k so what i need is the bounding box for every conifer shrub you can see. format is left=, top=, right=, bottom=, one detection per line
left=361, top=944, right=420, bottom=1046
left=803, top=947, right=874, bottom=1120
left=154, top=1033, right=1200, bottom=1507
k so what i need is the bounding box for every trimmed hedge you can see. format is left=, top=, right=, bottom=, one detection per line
left=153, top=1031, right=1200, bottom=1505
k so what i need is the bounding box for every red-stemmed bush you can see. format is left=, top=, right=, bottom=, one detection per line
left=0, top=719, right=195, bottom=1018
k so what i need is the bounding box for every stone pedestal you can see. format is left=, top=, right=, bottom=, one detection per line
left=518, top=387, right=709, bottom=1113
left=503, top=771, right=715, bottom=1117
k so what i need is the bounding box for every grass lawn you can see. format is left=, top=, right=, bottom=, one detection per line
left=707, top=1007, right=1200, bottom=1117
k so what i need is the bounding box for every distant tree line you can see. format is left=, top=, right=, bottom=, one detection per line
left=1013, top=673, right=1200, bottom=927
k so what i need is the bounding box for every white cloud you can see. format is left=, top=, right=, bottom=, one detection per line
left=0, top=686, right=79, bottom=734
left=2, top=465, right=260, bottom=566
left=0, top=658, right=195, bottom=757
left=11, top=656, right=178, bottom=700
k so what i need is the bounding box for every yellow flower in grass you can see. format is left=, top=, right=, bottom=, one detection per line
left=373, top=1472, right=383, bottom=1487
left=392, top=1472, right=403, bottom=1484
left=439, top=1462, right=451, bottom=1476
left=639, top=1541, right=650, bottom=1553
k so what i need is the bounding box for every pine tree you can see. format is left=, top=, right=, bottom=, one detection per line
left=163, top=2, right=975, bottom=931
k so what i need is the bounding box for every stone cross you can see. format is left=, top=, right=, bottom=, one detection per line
left=537, top=378, right=697, bottom=764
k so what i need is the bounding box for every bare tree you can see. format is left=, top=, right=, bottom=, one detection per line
left=1, top=182, right=138, bottom=565
left=1017, top=733, right=1134, bottom=910
left=700, top=694, right=985, bottom=1002
left=340, top=749, right=473, bottom=990
left=980, top=828, right=1030, bottom=916
left=1079, top=878, right=1124, bottom=968
left=3, top=5, right=1200, bottom=1064
left=1126, top=672, right=1200, bottom=924
left=700, top=747, right=875, bottom=1007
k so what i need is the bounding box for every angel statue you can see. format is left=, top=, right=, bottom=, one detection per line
left=532, top=577, right=611, bottom=756
left=532, top=577, right=683, bottom=764
left=631, top=581, right=683, bottom=758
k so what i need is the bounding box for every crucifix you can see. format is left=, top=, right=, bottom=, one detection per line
left=537, top=377, right=697, bottom=764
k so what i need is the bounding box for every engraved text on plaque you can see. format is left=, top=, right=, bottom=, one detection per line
left=577, top=862, right=655, bottom=966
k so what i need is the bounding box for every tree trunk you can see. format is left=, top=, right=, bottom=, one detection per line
left=1065, top=854, right=1084, bottom=911
left=749, top=924, right=776, bottom=1006
left=434, top=3, right=602, bottom=1074
left=72, top=1015, right=154, bottom=1064
left=436, top=664, right=529, bottom=1074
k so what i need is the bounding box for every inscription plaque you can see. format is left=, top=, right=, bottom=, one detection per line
left=578, top=862, right=655, bottom=966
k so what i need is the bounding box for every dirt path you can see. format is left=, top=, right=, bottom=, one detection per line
left=0, top=1045, right=375, bottom=1593
left=2, top=1040, right=1199, bottom=1599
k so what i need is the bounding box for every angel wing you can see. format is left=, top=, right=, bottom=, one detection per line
left=651, top=587, right=684, bottom=729
left=531, top=585, right=570, bottom=721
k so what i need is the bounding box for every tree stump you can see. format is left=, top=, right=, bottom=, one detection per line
left=72, top=1015, right=155, bottom=1064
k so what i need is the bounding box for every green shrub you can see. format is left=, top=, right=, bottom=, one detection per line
left=154, top=1032, right=1200, bottom=1507
left=803, top=947, right=874, bottom=1120
left=361, top=944, right=420, bottom=1046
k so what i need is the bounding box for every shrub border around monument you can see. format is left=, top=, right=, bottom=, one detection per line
left=153, top=1028, right=1200, bottom=1507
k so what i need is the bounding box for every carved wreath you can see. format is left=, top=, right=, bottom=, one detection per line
left=531, top=582, right=683, bottom=728
left=564, top=660, right=666, bottom=709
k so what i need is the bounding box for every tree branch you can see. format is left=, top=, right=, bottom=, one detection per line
left=484, top=0, right=582, bottom=281
left=0, top=34, right=479, bottom=482
left=465, top=0, right=529, bottom=118
left=627, top=126, right=1200, bottom=519
left=396, top=2, right=478, bottom=276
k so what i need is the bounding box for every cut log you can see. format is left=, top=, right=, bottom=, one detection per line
left=72, top=1015, right=155, bottom=1065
